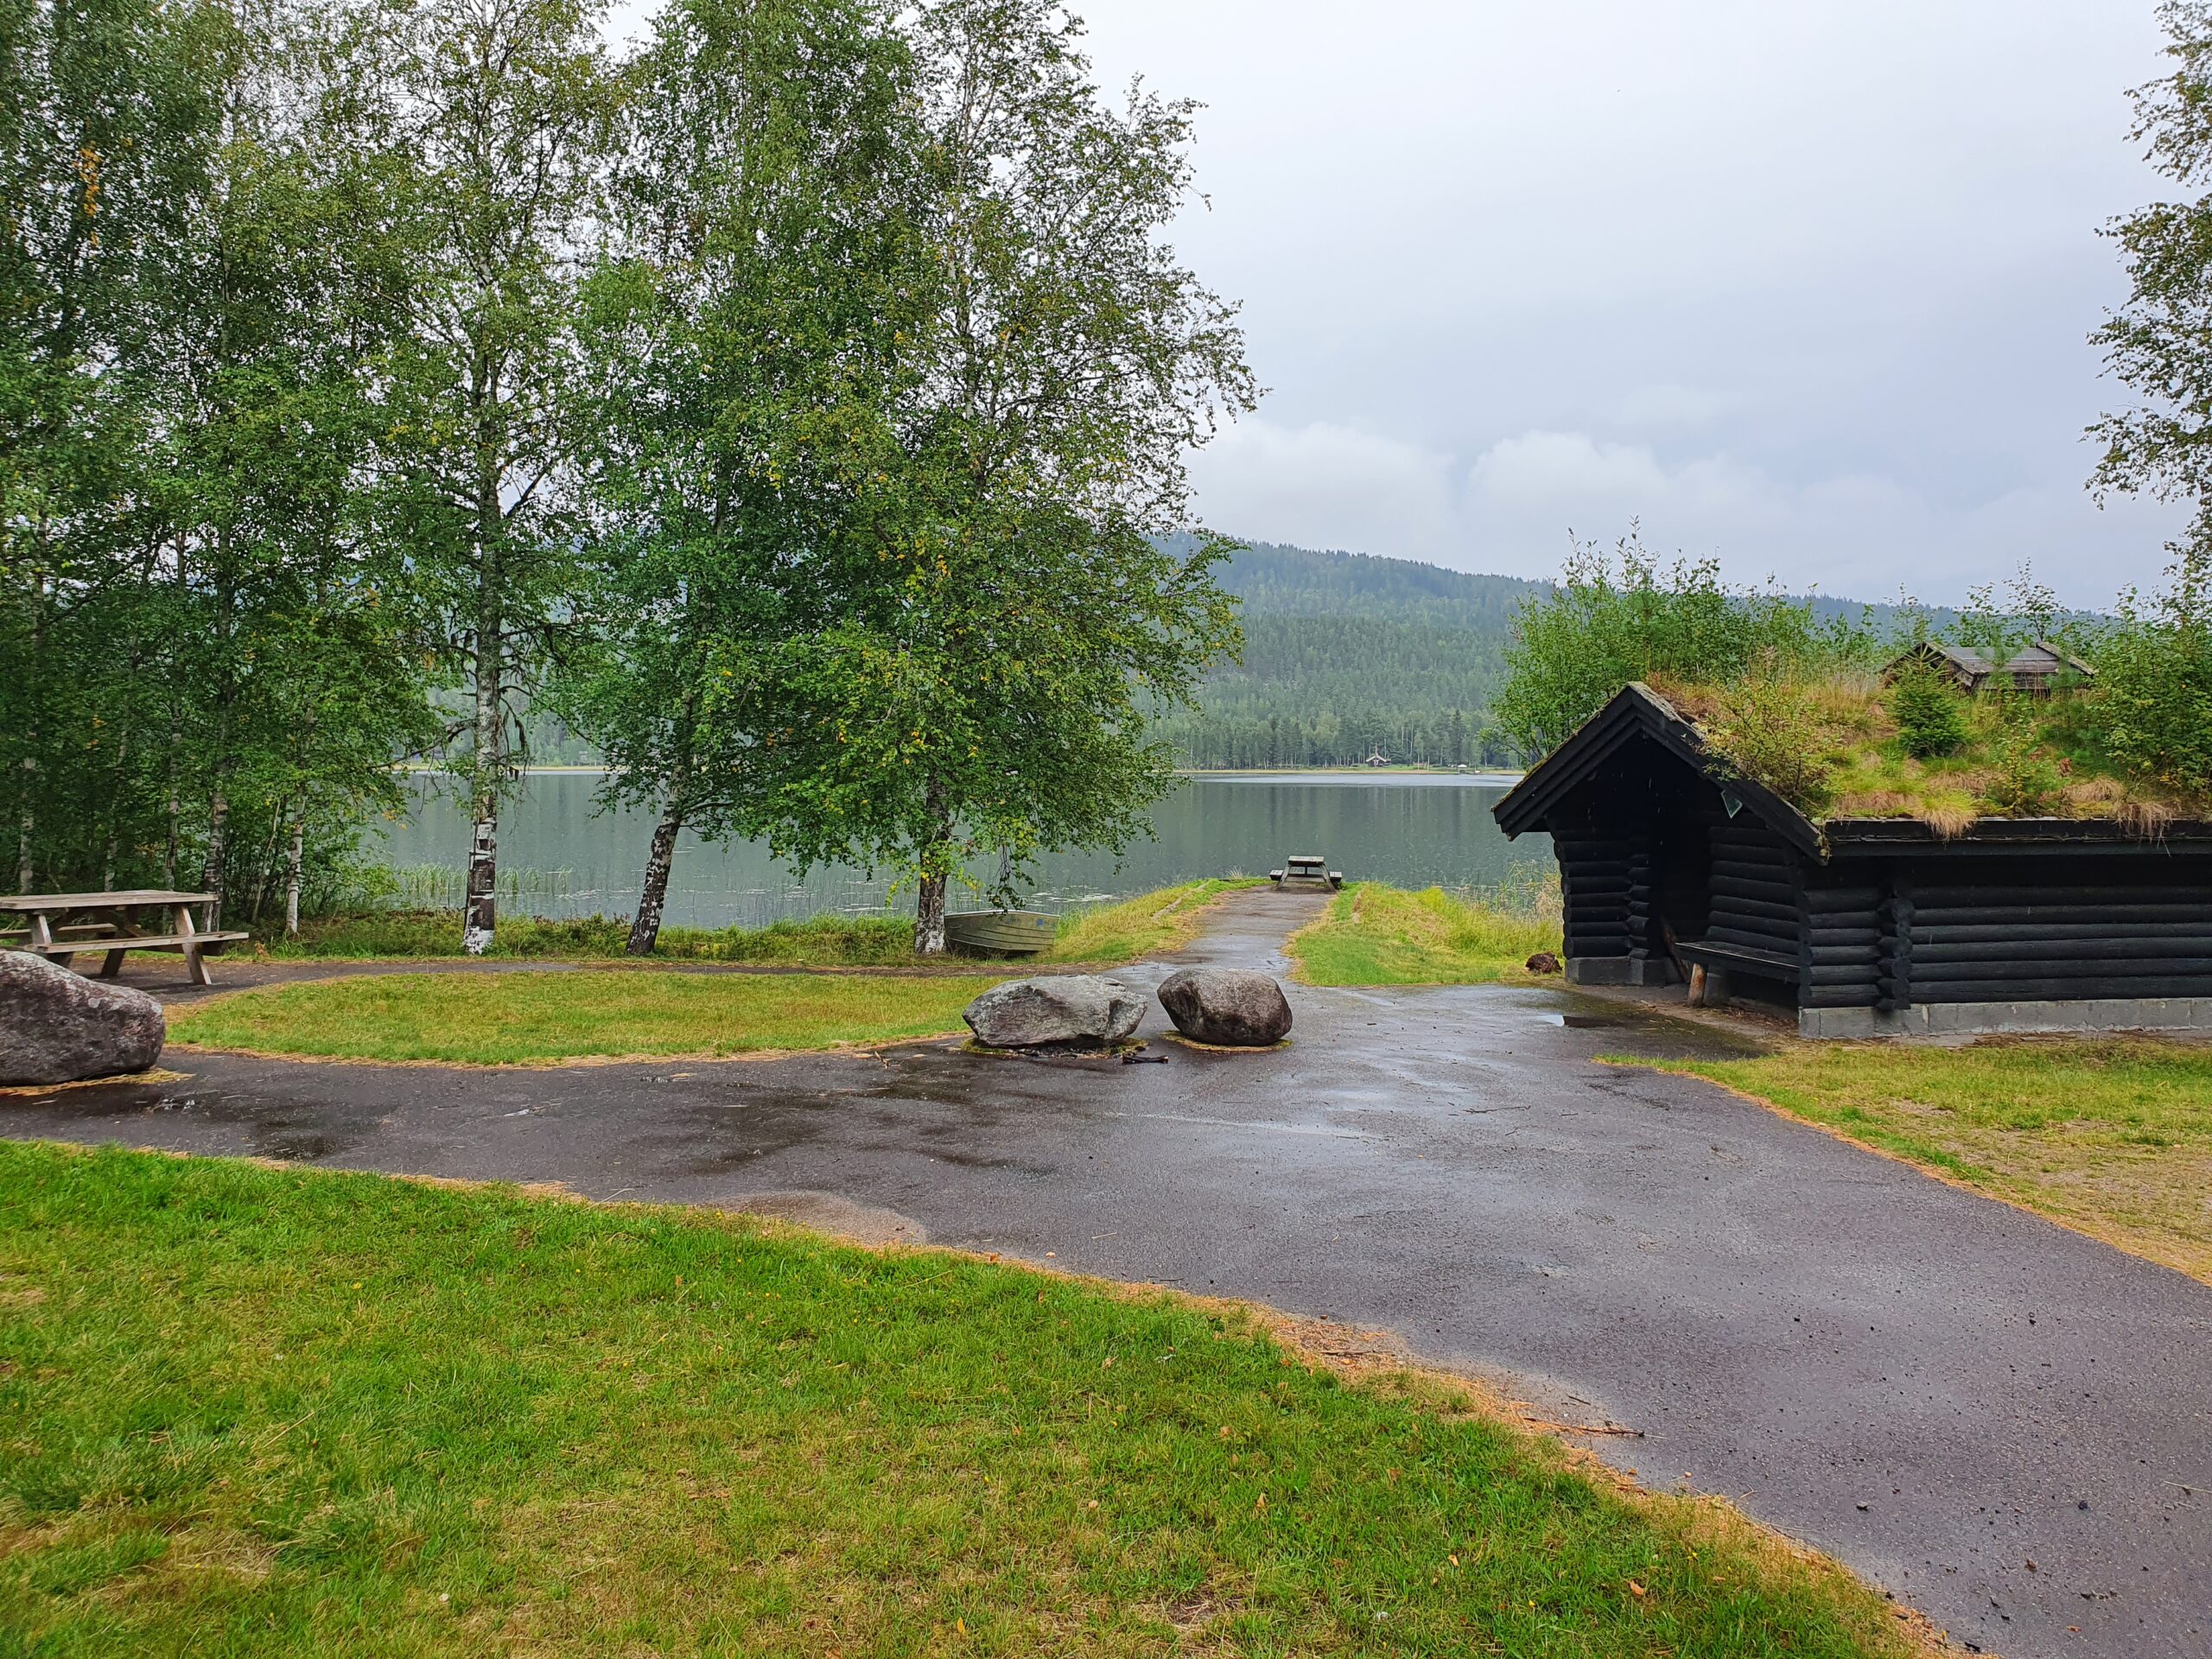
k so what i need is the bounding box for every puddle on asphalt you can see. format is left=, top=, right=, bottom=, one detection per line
left=4, top=1078, right=363, bottom=1163
left=1537, top=1001, right=1772, bottom=1063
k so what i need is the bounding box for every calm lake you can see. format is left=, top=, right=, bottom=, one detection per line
left=377, top=772, right=1549, bottom=930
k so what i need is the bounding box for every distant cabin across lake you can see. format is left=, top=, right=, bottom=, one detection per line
left=1493, top=683, right=2212, bottom=1039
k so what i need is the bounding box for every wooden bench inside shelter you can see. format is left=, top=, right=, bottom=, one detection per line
left=0, top=891, right=248, bottom=986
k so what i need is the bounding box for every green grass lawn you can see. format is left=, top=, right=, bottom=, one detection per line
left=168, top=971, right=1000, bottom=1065
left=1036, top=880, right=1261, bottom=966
left=0, top=1143, right=1929, bottom=1657
left=1630, top=1037, right=2212, bottom=1287
left=264, top=911, right=927, bottom=965
left=1287, top=884, right=1563, bottom=988
left=265, top=881, right=1258, bottom=970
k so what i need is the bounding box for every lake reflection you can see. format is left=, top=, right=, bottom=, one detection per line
left=376, top=771, right=1550, bottom=929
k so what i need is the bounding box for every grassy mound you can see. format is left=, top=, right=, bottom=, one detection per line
left=1630, top=1036, right=2212, bottom=1287
left=0, top=1143, right=1929, bottom=1657
left=168, top=971, right=999, bottom=1065
left=1647, top=671, right=2193, bottom=830
left=1287, top=882, right=1562, bottom=987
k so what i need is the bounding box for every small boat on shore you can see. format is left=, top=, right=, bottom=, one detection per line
left=944, top=909, right=1059, bottom=956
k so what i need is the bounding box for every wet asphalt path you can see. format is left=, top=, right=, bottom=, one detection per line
left=8, top=890, right=2211, bottom=1657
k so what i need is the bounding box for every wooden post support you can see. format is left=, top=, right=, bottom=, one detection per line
left=1687, top=963, right=1709, bottom=1007
left=175, top=899, right=210, bottom=987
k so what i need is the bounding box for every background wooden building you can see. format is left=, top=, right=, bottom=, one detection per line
left=1880, top=639, right=2094, bottom=696
left=1493, top=683, right=2212, bottom=1039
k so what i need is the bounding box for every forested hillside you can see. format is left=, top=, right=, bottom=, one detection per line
left=1156, top=540, right=1542, bottom=767
left=1159, top=538, right=1954, bottom=769
left=524, top=536, right=1929, bottom=772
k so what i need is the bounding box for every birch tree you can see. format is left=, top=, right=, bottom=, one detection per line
left=557, top=0, right=918, bottom=954
left=360, top=0, right=618, bottom=953
left=738, top=0, right=1253, bottom=953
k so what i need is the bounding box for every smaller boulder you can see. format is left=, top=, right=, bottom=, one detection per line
left=1156, top=968, right=1292, bottom=1047
left=0, top=951, right=166, bottom=1085
left=1524, top=950, right=1562, bottom=976
left=964, top=976, right=1145, bottom=1050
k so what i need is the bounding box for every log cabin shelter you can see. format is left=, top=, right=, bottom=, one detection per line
left=1492, top=683, right=2212, bottom=1039
left=1880, top=639, right=2094, bottom=696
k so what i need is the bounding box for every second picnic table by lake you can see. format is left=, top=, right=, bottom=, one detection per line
left=0, top=891, right=246, bottom=985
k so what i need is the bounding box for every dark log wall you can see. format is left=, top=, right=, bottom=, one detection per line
left=1554, top=749, right=1808, bottom=989
left=1706, top=819, right=1805, bottom=967
left=1857, top=855, right=2212, bottom=1005
left=1555, top=826, right=1647, bottom=967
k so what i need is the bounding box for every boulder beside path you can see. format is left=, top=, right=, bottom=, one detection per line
left=0, top=950, right=166, bottom=1085
left=963, top=976, right=1145, bottom=1050
left=1156, top=968, right=1293, bottom=1047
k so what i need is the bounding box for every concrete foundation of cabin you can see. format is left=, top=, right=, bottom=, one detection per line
left=1565, top=956, right=1677, bottom=988
left=1798, top=996, right=2212, bottom=1040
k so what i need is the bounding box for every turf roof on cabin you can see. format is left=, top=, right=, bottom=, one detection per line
left=1494, top=682, right=2212, bottom=854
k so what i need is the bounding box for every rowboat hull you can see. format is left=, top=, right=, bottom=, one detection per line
left=944, top=909, right=1060, bottom=956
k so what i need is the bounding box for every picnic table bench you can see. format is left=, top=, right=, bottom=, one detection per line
left=0, top=890, right=248, bottom=986
left=1268, top=855, right=1344, bottom=891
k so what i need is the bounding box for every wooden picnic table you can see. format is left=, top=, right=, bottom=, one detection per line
left=0, top=890, right=248, bottom=986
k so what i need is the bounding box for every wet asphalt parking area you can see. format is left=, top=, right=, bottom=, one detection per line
left=6, top=888, right=2209, bottom=1659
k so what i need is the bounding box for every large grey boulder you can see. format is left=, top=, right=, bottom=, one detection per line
left=1156, top=967, right=1293, bottom=1047
left=0, top=951, right=166, bottom=1084
left=963, top=976, right=1145, bottom=1050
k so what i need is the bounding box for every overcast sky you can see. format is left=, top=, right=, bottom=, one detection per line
left=609, top=1, right=2191, bottom=606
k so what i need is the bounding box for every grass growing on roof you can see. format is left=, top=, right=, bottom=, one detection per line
left=1624, top=1037, right=2212, bottom=1286
left=1644, top=671, right=2195, bottom=829
left=167, top=970, right=998, bottom=1065
left=0, top=1141, right=1930, bottom=1657
left=1035, top=878, right=1261, bottom=964
left=1287, top=880, right=1563, bottom=987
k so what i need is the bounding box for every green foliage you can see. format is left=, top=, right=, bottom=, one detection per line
left=1887, top=664, right=1969, bottom=759
left=0, top=1141, right=1926, bottom=1656
left=730, top=0, right=1255, bottom=949
left=2088, top=544, right=2212, bottom=803
left=550, top=0, right=921, bottom=950
left=2093, top=3, right=2212, bottom=521
left=1698, top=669, right=1842, bottom=818
left=354, top=0, right=624, bottom=952
left=0, top=0, right=438, bottom=920
left=1493, top=527, right=1866, bottom=760
left=266, top=906, right=918, bottom=963
left=1970, top=691, right=2067, bottom=817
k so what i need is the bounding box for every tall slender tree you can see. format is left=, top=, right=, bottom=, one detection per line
left=355, top=0, right=620, bottom=953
